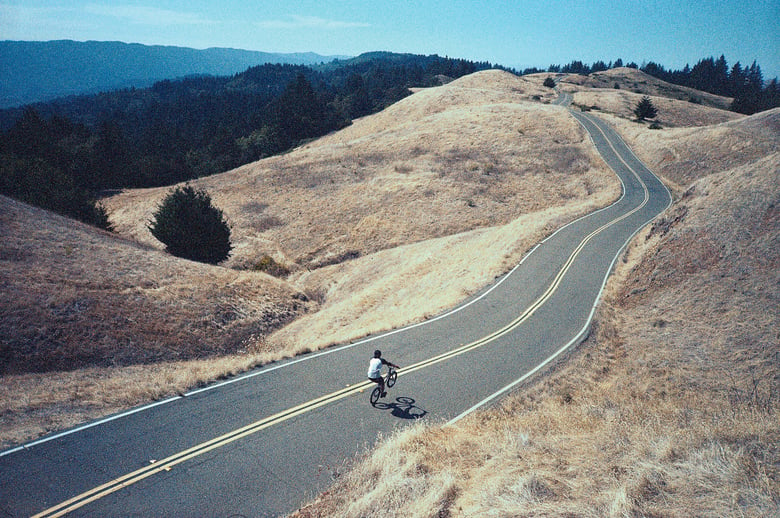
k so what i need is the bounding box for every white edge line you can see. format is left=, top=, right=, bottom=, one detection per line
left=0, top=397, right=181, bottom=457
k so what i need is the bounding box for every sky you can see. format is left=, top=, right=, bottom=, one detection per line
left=2, top=0, right=779, bottom=79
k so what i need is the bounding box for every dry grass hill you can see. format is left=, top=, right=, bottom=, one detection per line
left=2, top=67, right=778, bottom=515
left=2, top=69, right=618, bottom=446
left=563, top=67, right=734, bottom=111
left=291, top=80, right=780, bottom=515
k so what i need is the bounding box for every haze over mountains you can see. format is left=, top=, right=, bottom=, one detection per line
left=0, top=40, right=348, bottom=108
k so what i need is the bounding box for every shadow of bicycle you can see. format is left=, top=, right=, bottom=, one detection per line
left=373, top=396, right=427, bottom=420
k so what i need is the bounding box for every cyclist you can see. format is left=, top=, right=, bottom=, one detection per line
left=367, top=349, right=399, bottom=398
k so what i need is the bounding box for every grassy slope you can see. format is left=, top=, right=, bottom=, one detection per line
left=0, top=197, right=312, bottom=374
left=0, top=196, right=314, bottom=444
left=103, top=72, right=627, bottom=352
left=565, top=66, right=735, bottom=111
left=290, top=90, right=780, bottom=514
left=104, top=71, right=609, bottom=268
left=2, top=70, right=618, bottom=447
left=2, top=70, right=776, bottom=517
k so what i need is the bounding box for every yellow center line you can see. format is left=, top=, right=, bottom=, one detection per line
left=35, top=112, right=651, bottom=518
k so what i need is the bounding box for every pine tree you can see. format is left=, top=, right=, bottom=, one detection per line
left=634, top=96, right=658, bottom=121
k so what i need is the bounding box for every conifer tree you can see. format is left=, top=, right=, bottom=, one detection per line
left=148, top=185, right=232, bottom=264
left=634, top=96, right=658, bottom=121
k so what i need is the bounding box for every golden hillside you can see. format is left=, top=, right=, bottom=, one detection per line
left=291, top=109, right=780, bottom=517
left=0, top=195, right=312, bottom=375
left=3, top=69, right=777, bottom=515
left=612, top=107, right=780, bottom=189
left=1, top=70, right=618, bottom=446
left=104, top=70, right=613, bottom=271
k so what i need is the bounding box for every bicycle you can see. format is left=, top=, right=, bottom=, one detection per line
left=369, top=365, right=397, bottom=406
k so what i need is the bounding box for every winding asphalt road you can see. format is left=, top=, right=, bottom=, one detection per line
left=0, top=94, right=671, bottom=517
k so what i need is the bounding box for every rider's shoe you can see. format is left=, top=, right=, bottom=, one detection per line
left=381, top=391, right=387, bottom=398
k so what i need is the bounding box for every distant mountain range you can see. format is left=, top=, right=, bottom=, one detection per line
left=0, top=40, right=349, bottom=108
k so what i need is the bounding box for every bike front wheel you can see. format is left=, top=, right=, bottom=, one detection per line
left=386, top=369, right=397, bottom=388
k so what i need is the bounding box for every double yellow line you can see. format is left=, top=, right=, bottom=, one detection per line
left=36, top=112, right=651, bottom=518
left=35, top=382, right=374, bottom=517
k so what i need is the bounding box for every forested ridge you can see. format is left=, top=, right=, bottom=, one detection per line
left=0, top=53, right=493, bottom=228
left=0, top=40, right=343, bottom=108
left=1, top=52, right=777, bottom=229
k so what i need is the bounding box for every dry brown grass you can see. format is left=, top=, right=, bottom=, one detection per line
left=2, top=71, right=619, bottom=448
left=104, top=71, right=605, bottom=272
left=605, top=108, right=779, bottom=192
left=562, top=67, right=734, bottom=110
left=572, top=88, right=742, bottom=128
left=0, top=196, right=310, bottom=374
left=4, top=69, right=777, bottom=518
left=291, top=115, right=780, bottom=517
left=271, top=200, right=604, bottom=350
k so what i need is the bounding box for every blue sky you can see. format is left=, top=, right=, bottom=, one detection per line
left=2, top=1, right=779, bottom=79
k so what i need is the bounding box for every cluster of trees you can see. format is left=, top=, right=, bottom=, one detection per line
left=550, top=58, right=636, bottom=75
left=0, top=54, right=497, bottom=233
left=530, top=56, right=778, bottom=115
left=0, top=109, right=114, bottom=228
left=640, top=56, right=778, bottom=114
left=521, top=58, right=637, bottom=76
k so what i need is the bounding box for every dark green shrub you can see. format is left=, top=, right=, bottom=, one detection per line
left=634, top=96, right=658, bottom=121
left=543, top=76, right=557, bottom=88
left=148, top=185, right=232, bottom=264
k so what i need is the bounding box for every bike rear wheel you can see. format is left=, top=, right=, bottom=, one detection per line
left=370, top=386, right=381, bottom=406
left=386, top=369, right=397, bottom=388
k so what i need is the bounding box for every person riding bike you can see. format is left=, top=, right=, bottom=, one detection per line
left=367, top=349, right=399, bottom=398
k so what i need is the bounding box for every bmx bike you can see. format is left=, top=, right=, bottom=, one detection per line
left=369, top=366, right=397, bottom=406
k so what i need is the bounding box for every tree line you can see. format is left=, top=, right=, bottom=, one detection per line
left=639, top=56, right=777, bottom=115
left=526, top=55, right=779, bottom=115
left=0, top=54, right=496, bottom=228
left=1, top=52, right=777, bottom=230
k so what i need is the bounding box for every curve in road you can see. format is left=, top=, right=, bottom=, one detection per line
left=1, top=95, right=671, bottom=518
